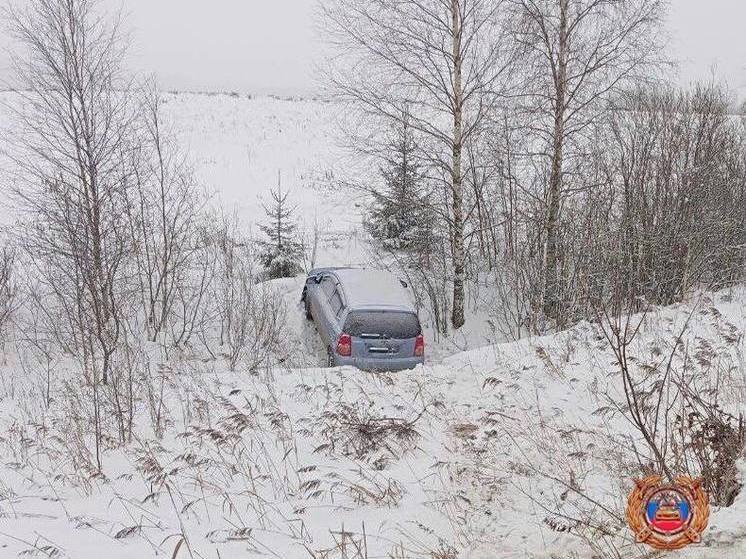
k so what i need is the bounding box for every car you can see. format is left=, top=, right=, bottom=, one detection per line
left=301, top=267, right=425, bottom=371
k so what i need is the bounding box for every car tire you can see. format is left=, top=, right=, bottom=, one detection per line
left=326, top=348, right=335, bottom=368
left=305, top=297, right=313, bottom=321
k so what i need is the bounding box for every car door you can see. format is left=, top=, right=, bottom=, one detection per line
left=313, top=276, right=337, bottom=346
left=327, top=288, right=346, bottom=344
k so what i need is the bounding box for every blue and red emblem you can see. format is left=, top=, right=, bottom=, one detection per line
left=645, top=488, right=692, bottom=535
left=627, top=475, right=710, bottom=551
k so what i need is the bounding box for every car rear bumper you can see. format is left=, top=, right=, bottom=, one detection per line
left=332, top=355, right=424, bottom=372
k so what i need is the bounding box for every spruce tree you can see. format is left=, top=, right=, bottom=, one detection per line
left=257, top=174, right=304, bottom=279
left=366, top=112, right=431, bottom=252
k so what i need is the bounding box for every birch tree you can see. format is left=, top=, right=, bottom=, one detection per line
left=6, top=0, right=137, bottom=385
left=323, top=0, right=512, bottom=329
left=508, top=0, right=665, bottom=318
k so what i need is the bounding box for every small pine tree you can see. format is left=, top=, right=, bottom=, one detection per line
left=257, top=174, right=304, bottom=279
left=365, top=112, right=432, bottom=253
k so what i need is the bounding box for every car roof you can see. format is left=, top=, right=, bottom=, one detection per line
left=330, top=268, right=416, bottom=312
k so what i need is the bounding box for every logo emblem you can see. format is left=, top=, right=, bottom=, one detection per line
left=626, top=475, right=710, bottom=550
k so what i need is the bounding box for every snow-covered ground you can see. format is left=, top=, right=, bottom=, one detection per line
left=0, top=92, right=744, bottom=558
left=0, top=284, right=744, bottom=558
left=162, top=93, right=353, bottom=231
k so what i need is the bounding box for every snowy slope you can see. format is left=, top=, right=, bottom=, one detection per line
left=0, top=286, right=743, bottom=558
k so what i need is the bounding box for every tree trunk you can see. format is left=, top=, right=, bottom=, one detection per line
left=542, top=0, right=569, bottom=320
left=451, top=0, right=466, bottom=330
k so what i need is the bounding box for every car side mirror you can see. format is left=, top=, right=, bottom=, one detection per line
left=314, top=274, right=323, bottom=284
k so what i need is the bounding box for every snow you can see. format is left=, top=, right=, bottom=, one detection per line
left=0, top=283, right=743, bottom=557
left=331, top=268, right=416, bottom=311
left=159, top=92, right=364, bottom=248
left=0, top=91, right=744, bottom=558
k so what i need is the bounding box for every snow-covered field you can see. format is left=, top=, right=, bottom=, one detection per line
left=0, top=90, right=368, bottom=261
left=0, top=92, right=744, bottom=558
left=162, top=93, right=354, bottom=232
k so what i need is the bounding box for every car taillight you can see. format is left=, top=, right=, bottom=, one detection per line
left=336, top=333, right=352, bottom=357
left=414, top=335, right=424, bottom=357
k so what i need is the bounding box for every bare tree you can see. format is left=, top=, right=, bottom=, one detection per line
left=508, top=0, right=665, bottom=319
left=0, top=245, right=17, bottom=351
left=323, top=0, right=512, bottom=329
left=127, top=84, right=206, bottom=342
left=5, top=0, right=138, bottom=386
left=606, top=84, right=746, bottom=304
left=492, top=79, right=746, bottom=338
left=212, top=216, right=286, bottom=371
left=171, top=221, right=220, bottom=350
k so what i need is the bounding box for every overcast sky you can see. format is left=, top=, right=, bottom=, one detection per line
left=0, top=0, right=744, bottom=98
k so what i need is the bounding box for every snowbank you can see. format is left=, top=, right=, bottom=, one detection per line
left=0, top=287, right=743, bottom=558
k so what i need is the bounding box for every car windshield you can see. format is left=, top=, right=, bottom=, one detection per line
left=344, top=311, right=421, bottom=339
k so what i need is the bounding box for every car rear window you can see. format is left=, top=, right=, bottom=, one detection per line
left=343, top=311, right=421, bottom=339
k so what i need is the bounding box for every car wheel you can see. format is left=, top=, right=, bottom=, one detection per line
left=305, top=296, right=313, bottom=321
left=326, top=349, right=335, bottom=368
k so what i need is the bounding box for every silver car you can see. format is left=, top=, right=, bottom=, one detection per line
left=301, top=268, right=425, bottom=371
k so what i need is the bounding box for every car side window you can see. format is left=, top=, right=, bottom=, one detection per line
left=330, top=290, right=344, bottom=316
left=321, top=277, right=336, bottom=298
